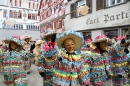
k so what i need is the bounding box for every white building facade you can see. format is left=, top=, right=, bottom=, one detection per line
left=0, top=0, right=41, bottom=40
left=64, top=0, right=130, bottom=40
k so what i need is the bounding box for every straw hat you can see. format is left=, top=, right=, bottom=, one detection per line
left=92, top=34, right=111, bottom=44
left=43, top=28, right=55, bottom=39
left=77, top=5, right=89, bottom=16
left=35, top=40, right=44, bottom=46
left=4, top=35, right=24, bottom=48
left=21, top=31, right=32, bottom=41
left=5, top=18, right=16, bottom=26
left=56, top=30, right=84, bottom=50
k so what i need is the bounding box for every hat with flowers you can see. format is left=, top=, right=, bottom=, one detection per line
left=4, top=35, right=24, bottom=48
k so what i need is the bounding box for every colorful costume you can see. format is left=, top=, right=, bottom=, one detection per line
left=21, top=31, right=32, bottom=74
left=38, top=30, right=90, bottom=86
left=0, top=35, right=27, bottom=86
left=84, top=35, right=111, bottom=86
left=33, top=40, right=44, bottom=66
left=0, top=39, right=3, bottom=73
left=109, top=36, right=129, bottom=86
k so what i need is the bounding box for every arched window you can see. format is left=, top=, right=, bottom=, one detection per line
left=29, top=2, right=31, bottom=8
left=33, top=3, right=35, bottom=9
left=37, top=3, right=39, bottom=9
left=19, top=0, right=21, bottom=7
left=15, top=0, right=17, bottom=6
left=10, top=0, right=12, bottom=5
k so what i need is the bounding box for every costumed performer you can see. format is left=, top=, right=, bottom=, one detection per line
left=0, top=35, right=27, bottom=86
left=38, top=29, right=90, bottom=86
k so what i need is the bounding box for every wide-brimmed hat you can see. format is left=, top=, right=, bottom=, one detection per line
left=35, top=40, right=44, bottom=46
left=56, top=30, right=84, bottom=50
left=21, top=31, right=32, bottom=41
left=4, top=35, right=24, bottom=48
left=92, top=34, right=111, bottom=44
left=43, top=28, right=56, bottom=39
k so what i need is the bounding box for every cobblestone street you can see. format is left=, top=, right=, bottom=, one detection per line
left=0, top=64, right=112, bottom=86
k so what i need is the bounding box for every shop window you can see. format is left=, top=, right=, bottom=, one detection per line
left=104, top=30, right=118, bottom=39
left=106, top=0, right=127, bottom=7
left=3, top=10, right=7, bottom=17
left=83, top=32, right=91, bottom=40
left=18, top=12, right=22, bottom=18
left=9, top=11, right=13, bottom=18
left=14, top=12, right=17, bottom=18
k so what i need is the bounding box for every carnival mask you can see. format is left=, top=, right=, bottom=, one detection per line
left=46, top=35, right=52, bottom=41
left=10, top=41, right=19, bottom=50
left=25, top=38, right=30, bottom=43
left=100, top=41, right=108, bottom=51
left=63, top=38, right=75, bottom=54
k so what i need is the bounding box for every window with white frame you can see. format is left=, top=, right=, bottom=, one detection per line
left=106, top=0, right=127, bottom=7
left=0, top=0, right=8, bottom=6
left=76, top=0, right=86, bottom=17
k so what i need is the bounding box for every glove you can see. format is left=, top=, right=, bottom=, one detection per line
left=39, top=72, right=45, bottom=77
left=51, top=33, right=56, bottom=42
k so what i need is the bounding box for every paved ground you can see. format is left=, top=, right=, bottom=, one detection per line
left=0, top=64, right=43, bottom=86
left=0, top=64, right=112, bottom=86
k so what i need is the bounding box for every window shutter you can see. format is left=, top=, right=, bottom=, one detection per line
left=59, top=20, right=62, bottom=28
left=86, top=0, right=92, bottom=13
left=54, top=22, right=56, bottom=29
left=96, top=0, right=104, bottom=10
left=70, top=3, right=76, bottom=19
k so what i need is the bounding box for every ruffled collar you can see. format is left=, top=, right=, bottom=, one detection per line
left=59, top=50, right=83, bottom=67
